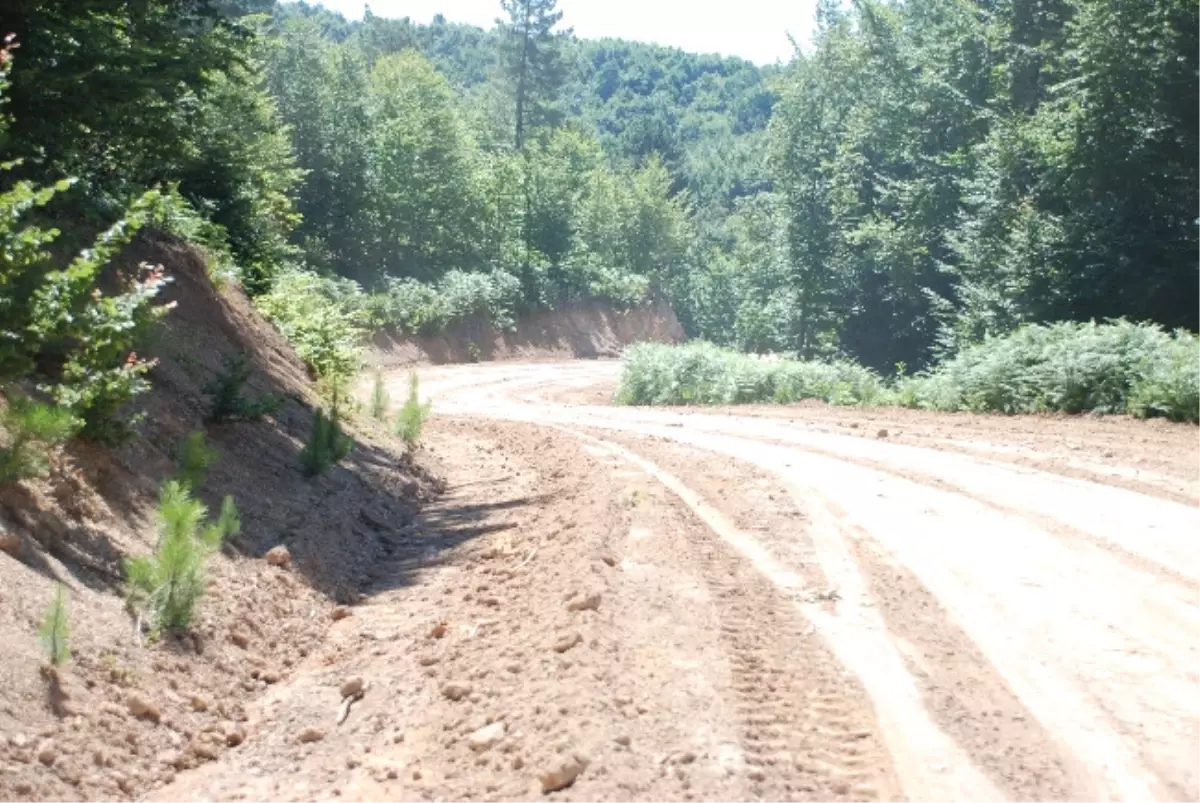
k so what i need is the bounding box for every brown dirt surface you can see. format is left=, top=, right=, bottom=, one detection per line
left=321, top=358, right=1190, bottom=803
left=0, top=235, right=436, bottom=802
left=6, top=317, right=1198, bottom=803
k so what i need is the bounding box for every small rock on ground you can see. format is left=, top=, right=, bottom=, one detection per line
left=265, top=545, right=291, bottom=568
left=552, top=632, right=582, bottom=653
left=566, top=591, right=602, bottom=612
left=467, top=722, right=506, bottom=752
left=0, top=531, right=20, bottom=555
left=539, top=754, right=588, bottom=793
left=441, top=681, right=473, bottom=701
left=339, top=677, right=364, bottom=699
left=127, top=694, right=161, bottom=722
left=296, top=727, right=325, bottom=744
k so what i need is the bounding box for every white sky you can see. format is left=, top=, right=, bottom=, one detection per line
left=308, top=0, right=815, bottom=64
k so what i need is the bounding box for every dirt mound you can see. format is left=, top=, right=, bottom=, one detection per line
left=369, top=297, right=685, bottom=368
left=0, top=233, right=438, bottom=802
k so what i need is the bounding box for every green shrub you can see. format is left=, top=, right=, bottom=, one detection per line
left=614, top=342, right=890, bottom=407
left=299, top=402, right=352, bottom=477
left=255, top=269, right=366, bottom=386
left=205, top=352, right=282, bottom=423
left=124, top=481, right=240, bottom=632
left=899, top=321, right=1199, bottom=421
left=175, top=430, right=216, bottom=491
left=394, top=372, right=431, bottom=447
left=38, top=583, right=71, bottom=667
left=148, top=189, right=241, bottom=288
left=617, top=323, right=1199, bottom=422
left=369, top=369, right=390, bottom=421
left=366, top=269, right=524, bottom=335
left=1125, top=333, right=1199, bottom=422
left=1, top=170, right=172, bottom=444
left=0, top=393, right=78, bottom=482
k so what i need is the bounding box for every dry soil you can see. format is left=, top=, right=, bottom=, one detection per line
left=153, top=359, right=1199, bottom=803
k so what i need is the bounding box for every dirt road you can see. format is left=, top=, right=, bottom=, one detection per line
left=161, top=360, right=1199, bottom=803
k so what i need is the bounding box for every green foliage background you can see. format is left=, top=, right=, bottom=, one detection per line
left=1, top=0, right=1196, bottom=426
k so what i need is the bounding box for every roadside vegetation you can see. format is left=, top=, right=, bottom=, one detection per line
left=616, top=342, right=890, bottom=407
left=395, top=373, right=432, bottom=449
left=124, top=480, right=241, bottom=633
left=4, top=0, right=1194, bottom=434
left=617, top=323, right=1200, bottom=422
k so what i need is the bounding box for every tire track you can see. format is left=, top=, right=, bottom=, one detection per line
left=702, top=552, right=894, bottom=802
left=565, top=428, right=1001, bottom=802
left=402, top=360, right=1200, bottom=802
left=613, top=434, right=1092, bottom=801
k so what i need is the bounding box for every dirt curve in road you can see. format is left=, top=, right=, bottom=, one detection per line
left=414, top=359, right=1200, bottom=802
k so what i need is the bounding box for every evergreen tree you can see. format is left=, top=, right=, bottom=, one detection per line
left=497, top=0, right=570, bottom=149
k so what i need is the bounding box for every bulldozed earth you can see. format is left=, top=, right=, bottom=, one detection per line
left=1, top=244, right=1197, bottom=802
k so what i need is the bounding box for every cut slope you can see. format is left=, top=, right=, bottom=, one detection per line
left=369, top=297, right=685, bottom=367
left=0, top=233, right=439, bottom=802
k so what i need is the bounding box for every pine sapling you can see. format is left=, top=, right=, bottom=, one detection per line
left=369, top=369, right=390, bottom=421
left=124, top=481, right=240, bottom=633
left=328, top=396, right=352, bottom=461
left=299, top=402, right=352, bottom=477
left=205, top=352, right=282, bottom=423
left=0, top=394, right=78, bottom=483
left=394, top=372, right=432, bottom=448
left=38, top=583, right=71, bottom=666
left=175, top=430, right=216, bottom=491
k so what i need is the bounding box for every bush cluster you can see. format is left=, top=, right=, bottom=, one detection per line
left=616, top=322, right=1199, bottom=423
left=898, top=321, right=1199, bottom=421
left=614, top=342, right=889, bottom=407
left=254, top=267, right=528, bottom=386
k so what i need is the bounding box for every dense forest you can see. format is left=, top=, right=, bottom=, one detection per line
left=1, top=0, right=1196, bottom=438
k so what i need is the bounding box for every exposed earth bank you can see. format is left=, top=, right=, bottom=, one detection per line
left=369, top=297, right=685, bottom=368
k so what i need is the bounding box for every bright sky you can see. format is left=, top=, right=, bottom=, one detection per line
left=310, top=0, right=815, bottom=64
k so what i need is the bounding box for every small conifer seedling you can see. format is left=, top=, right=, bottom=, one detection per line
left=39, top=583, right=71, bottom=666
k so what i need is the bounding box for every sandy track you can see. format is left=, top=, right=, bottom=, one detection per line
left=413, top=360, right=1199, bottom=802
left=159, top=359, right=1197, bottom=802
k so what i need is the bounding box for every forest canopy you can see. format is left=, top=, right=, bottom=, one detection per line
left=1, top=0, right=1195, bottom=400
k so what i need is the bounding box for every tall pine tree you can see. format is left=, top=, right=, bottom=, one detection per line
left=498, top=0, right=569, bottom=149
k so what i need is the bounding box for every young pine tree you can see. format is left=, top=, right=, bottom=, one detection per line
left=299, top=400, right=353, bottom=477
left=394, top=372, right=432, bottom=448
left=175, top=430, right=216, bottom=491
left=124, top=481, right=240, bottom=632
left=369, top=368, right=390, bottom=421
left=0, top=394, right=77, bottom=483
left=38, top=583, right=71, bottom=666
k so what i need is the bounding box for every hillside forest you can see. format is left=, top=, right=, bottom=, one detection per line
left=1, top=0, right=1197, bottom=440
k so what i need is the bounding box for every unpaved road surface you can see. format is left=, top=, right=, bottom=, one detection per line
left=161, top=360, right=1199, bottom=803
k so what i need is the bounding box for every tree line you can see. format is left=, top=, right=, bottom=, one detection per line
left=1, top=0, right=1195, bottom=399
left=736, top=0, right=1198, bottom=371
